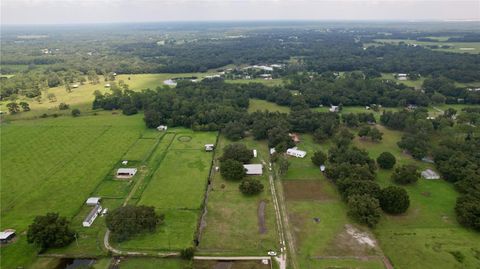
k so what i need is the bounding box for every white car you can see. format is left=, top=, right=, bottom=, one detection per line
left=267, top=251, right=277, bottom=256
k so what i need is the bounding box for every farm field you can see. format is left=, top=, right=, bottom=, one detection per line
left=114, top=129, right=217, bottom=251
left=379, top=73, right=425, bottom=89
left=248, top=98, right=291, bottom=114
left=353, top=124, right=480, bottom=269
left=0, top=72, right=215, bottom=121
left=279, top=133, right=385, bottom=268
left=372, top=39, right=480, bottom=54
left=0, top=113, right=146, bottom=268
left=197, top=135, right=279, bottom=256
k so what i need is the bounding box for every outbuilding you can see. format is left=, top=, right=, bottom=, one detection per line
left=243, top=164, right=263, bottom=175
left=205, top=144, right=215, bottom=151
left=86, top=197, right=101, bottom=206
left=83, top=204, right=103, bottom=227
left=421, top=169, right=440, bottom=180
left=116, top=168, right=137, bottom=178
left=0, top=229, right=16, bottom=244
left=157, top=125, right=168, bottom=131
left=287, top=147, right=307, bottom=158
left=253, top=149, right=258, bottom=158
left=329, top=105, right=339, bottom=113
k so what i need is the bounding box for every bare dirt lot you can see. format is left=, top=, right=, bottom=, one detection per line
left=283, top=180, right=333, bottom=201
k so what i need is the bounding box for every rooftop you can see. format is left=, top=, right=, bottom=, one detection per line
left=244, top=164, right=263, bottom=175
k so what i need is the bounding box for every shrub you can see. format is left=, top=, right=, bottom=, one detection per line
left=379, top=186, right=410, bottom=214
left=239, top=179, right=264, bottom=195
left=455, top=195, right=480, bottom=231
left=220, top=159, right=246, bottom=180
left=341, top=180, right=381, bottom=200
left=220, top=143, right=253, bottom=163
left=347, top=194, right=381, bottom=227
left=392, top=164, right=420, bottom=185
left=311, top=150, right=327, bottom=166
left=122, top=104, right=138, bottom=115
left=71, top=108, right=80, bottom=117
left=377, top=152, right=396, bottom=169
left=180, top=247, right=195, bottom=260
left=58, top=102, right=70, bottom=110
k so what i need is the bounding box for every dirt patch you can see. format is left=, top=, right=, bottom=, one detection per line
left=288, top=211, right=307, bottom=250
left=258, top=200, right=267, bottom=234
left=283, top=180, right=333, bottom=201
left=324, top=224, right=380, bottom=257
left=214, top=262, right=233, bottom=269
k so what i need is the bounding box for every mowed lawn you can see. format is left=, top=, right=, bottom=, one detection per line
left=353, top=124, right=480, bottom=269
left=116, top=131, right=217, bottom=251
left=0, top=113, right=146, bottom=268
left=198, top=135, right=279, bottom=255
left=248, top=99, right=291, bottom=114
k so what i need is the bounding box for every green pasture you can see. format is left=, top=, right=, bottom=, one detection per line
left=197, top=135, right=279, bottom=255
left=353, top=124, right=480, bottom=269
left=226, top=78, right=284, bottom=86
left=373, top=39, right=480, bottom=54
left=380, top=73, right=425, bottom=89
left=119, top=257, right=190, bottom=269
left=248, top=99, right=291, bottom=114
left=0, top=113, right=146, bottom=268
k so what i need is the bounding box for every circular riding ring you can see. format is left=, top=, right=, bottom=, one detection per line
left=177, top=135, right=192, bottom=142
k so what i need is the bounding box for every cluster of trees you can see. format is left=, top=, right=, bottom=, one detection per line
left=323, top=131, right=409, bottom=227
left=357, top=126, right=383, bottom=142
left=106, top=205, right=164, bottom=242
left=433, top=136, right=480, bottom=231
left=219, top=143, right=264, bottom=195
left=27, top=213, right=76, bottom=252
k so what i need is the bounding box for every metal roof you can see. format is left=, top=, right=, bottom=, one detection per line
left=244, top=164, right=263, bottom=175
left=117, top=168, right=137, bottom=174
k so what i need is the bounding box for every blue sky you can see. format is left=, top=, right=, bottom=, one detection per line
left=2, top=0, right=479, bottom=25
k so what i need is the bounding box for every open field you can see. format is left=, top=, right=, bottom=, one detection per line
left=248, top=99, right=291, bottom=114
left=379, top=73, right=425, bottom=89
left=372, top=39, right=480, bottom=54
left=353, top=124, right=480, bottom=269
left=114, top=129, right=217, bottom=251
left=226, top=78, right=284, bottom=86
left=197, top=135, right=279, bottom=256
left=119, top=257, right=190, bottom=269
left=0, top=113, right=146, bottom=268
left=0, top=72, right=215, bottom=121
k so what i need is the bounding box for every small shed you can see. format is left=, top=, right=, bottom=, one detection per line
left=270, top=148, right=276, bottom=155
left=289, top=133, right=300, bottom=143
left=205, top=144, right=215, bottom=152
left=287, top=147, right=307, bottom=158
left=0, top=229, right=16, bottom=244
left=83, top=204, right=102, bottom=227
left=244, top=164, right=263, bottom=175
left=421, top=169, right=440, bottom=180
left=104, top=83, right=111, bottom=88
left=329, top=105, right=339, bottom=113
left=253, top=149, right=258, bottom=158
left=116, top=168, right=137, bottom=178
left=122, top=160, right=128, bottom=165
left=320, top=165, right=326, bottom=172
left=157, top=125, right=168, bottom=131
left=86, top=197, right=101, bottom=206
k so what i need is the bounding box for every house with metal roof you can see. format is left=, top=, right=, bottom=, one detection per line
left=83, top=204, right=102, bottom=228
left=86, top=197, right=101, bottom=206
left=116, top=168, right=137, bottom=178
left=421, top=169, right=440, bottom=180
left=287, top=147, right=307, bottom=158
left=0, top=229, right=16, bottom=244
left=243, top=164, right=263, bottom=175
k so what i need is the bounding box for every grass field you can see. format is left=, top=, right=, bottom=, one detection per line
left=0, top=113, right=146, bottom=268
left=226, top=78, right=284, bottom=86
left=119, top=257, right=190, bottom=269
left=353, top=124, right=480, bottom=269
left=372, top=39, right=480, bottom=54
left=248, top=99, right=291, bottom=114
left=114, top=129, right=217, bottom=251
left=197, top=135, right=279, bottom=256
left=0, top=73, right=215, bottom=121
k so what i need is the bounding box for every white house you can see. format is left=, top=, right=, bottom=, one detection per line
left=83, top=204, right=102, bottom=227
left=270, top=148, right=276, bottom=155
left=287, top=147, right=307, bottom=158
left=396, top=73, right=408, bottom=81
left=243, top=164, right=263, bottom=175
left=253, top=149, right=257, bottom=158
left=421, top=169, right=440, bottom=180
left=157, top=125, right=168, bottom=131
left=205, top=144, right=215, bottom=152
left=329, top=105, right=339, bottom=113
left=116, top=168, right=137, bottom=178
left=86, top=197, right=101, bottom=206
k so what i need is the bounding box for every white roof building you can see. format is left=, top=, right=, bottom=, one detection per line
left=0, top=230, right=16, bottom=243
left=116, top=168, right=137, bottom=178
left=253, top=149, right=258, bottom=158
left=243, top=164, right=263, bottom=175
left=320, top=165, right=326, bottom=172
left=157, top=125, right=168, bottom=131
left=287, top=147, right=307, bottom=158
left=104, top=83, right=111, bottom=88
left=329, top=105, right=339, bottom=113
left=270, top=148, right=276, bottom=155
left=205, top=144, right=215, bottom=151
left=86, top=197, right=101, bottom=206
left=83, top=204, right=102, bottom=227
left=421, top=169, right=440, bottom=180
